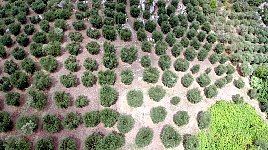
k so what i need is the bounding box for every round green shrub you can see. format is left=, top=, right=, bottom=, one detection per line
left=206, top=33, right=216, bottom=43
left=81, top=71, right=96, bottom=87
left=12, top=47, right=25, bottom=60
left=183, top=134, right=199, bottom=150
left=232, top=94, right=244, bottom=104
left=68, top=32, right=83, bottom=42
left=30, top=42, right=44, bottom=57
left=160, top=125, right=181, bottom=148
left=121, top=46, right=138, bottom=64
left=60, top=74, right=77, bottom=88
left=214, top=43, right=225, bottom=54
left=171, top=43, right=183, bottom=58
left=16, top=34, right=29, bottom=47
left=32, top=32, right=47, bottom=43
left=247, top=89, right=258, bottom=99
left=226, top=64, right=236, bottom=74
left=152, top=30, right=164, bottom=42
left=0, top=45, right=6, bottom=58
left=32, top=71, right=51, bottom=90
left=150, top=106, right=167, bottom=124
left=53, top=91, right=70, bottom=109
left=83, top=111, right=100, bottom=127
left=181, top=73, right=194, bottom=87
left=197, top=48, right=209, bottom=61
left=215, top=78, right=227, bottom=88
left=141, top=41, right=152, bottom=52
left=165, top=32, right=176, bottom=47
left=75, top=95, right=89, bottom=108
left=24, top=24, right=35, bottom=35
left=155, top=40, right=168, bottom=55
left=197, top=111, right=211, bottom=129
left=96, top=132, right=125, bottom=150
left=0, top=76, right=12, bottom=92
left=87, top=28, right=101, bottom=39
left=98, top=69, right=116, bottom=85
left=184, top=47, right=197, bottom=61
left=16, top=115, right=38, bottom=134
left=234, top=78, right=245, bottom=89
left=173, top=111, right=190, bottom=126
left=191, top=64, right=200, bottom=74
left=137, top=28, right=147, bottom=41
left=84, top=58, right=98, bottom=71
left=21, top=58, right=36, bottom=74
left=162, top=70, right=178, bottom=88
left=63, top=112, right=81, bottom=130
left=85, top=133, right=103, bottom=150
left=140, top=55, right=151, bottom=68
left=42, top=41, right=61, bottom=57
left=135, top=127, right=154, bottom=147
left=10, top=71, right=29, bottom=90
left=72, top=20, right=85, bottom=31
left=214, top=64, right=227, bottom=76
left=4, top=60, right=18, bottom=75
left=5, top=92, right=20, bottom=106
left=86, top=41, right=100, bottom=55
left=42, top=114, right=61, bottom=133
left=36, top=138, right=53, bottom=150
left=100, top=108, right=119, bottom=127
left=117, top=115, right=135, bottom=134
left=159, top=55, right=171, bottom=70
left=186, top=88, right=202, bottom=104
left=196, top=73, right=211, bottom=87
left=120, top=69, right=134, bottom=85
left=170, top=96, right=180, bottom=106
left=4, top=137, right=31, bottom=150
left=127, top=90, right=143, bottom=107
left=143, top=67, right=160, bottom=83
left=225, top=74, right=233, bottom=84
left=240, top=62, right=253, bottom=77
left=174, top=58, right=190, bottom=72
left=148, top=86, right=166, bottom=102
left=0, top=34, right=13, bottom=47
left=64, top=56, right=78, bottom=72
left=100, top=85, right=118, bottom=107
left=39, top=20, right=49, bottom=32
left=9, top=22, right=21, bottom=35
left=0, top=111, right=12, bottom=132
left=59, top=137, right=77, bottom=150
left=208, top=53, right=220, bottom=64
left=204, top=85, right=218, bottom=98
left=27, top=88, right=47, bottom=110
left=40, top=55, right=58, bottom=72
left=145, top=20, right=156, bottom=33
left=66, top=42, right=80, bottom=55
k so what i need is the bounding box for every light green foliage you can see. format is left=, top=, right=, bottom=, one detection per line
left=198, top=101, right=268, bottom=150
